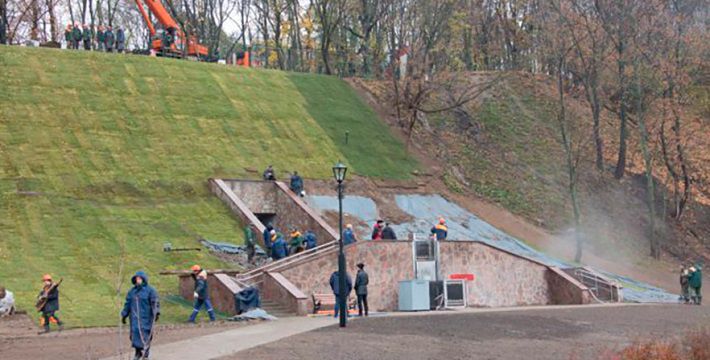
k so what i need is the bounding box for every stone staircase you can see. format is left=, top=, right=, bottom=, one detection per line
left=260, top=300, right=298, bottom=318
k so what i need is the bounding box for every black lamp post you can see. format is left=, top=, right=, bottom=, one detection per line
left=332, top=161, right=348, bottom=327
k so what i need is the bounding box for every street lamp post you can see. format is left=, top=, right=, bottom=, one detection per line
left=332, top=161, right=348, bottom=328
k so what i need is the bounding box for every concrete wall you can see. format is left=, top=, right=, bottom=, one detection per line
left=210, top=179, right=337, bottom=247
left=209, top=179, right=265, bottom=236
left=280, top=241, right=414, bottom=312
left=546, top=267, right=592, bottom=305
left=262, top=272, right=309, bottom=315
left=222, top=179, right=277, bottom=214
left=272, top=181, right=338, bottom=243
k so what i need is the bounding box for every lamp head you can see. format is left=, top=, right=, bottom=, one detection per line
left=332, top=161, right=348, bottom=183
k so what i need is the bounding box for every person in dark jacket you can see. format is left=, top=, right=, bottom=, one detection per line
left=262, top=223, right=274, bottom=253
left=329, top=270, right=352, bottom=318
left=96, top=25, right=105, bottom=51
left=290, top=171, right=304, bottom=196
left=104, top=26, right=115, bottom=52
left=244, top=224, right=256, bottom=264
left=271, top=233, right=288, bottom=260
left=71, top=23, right=82, bottom=50
left=304, top=230, right=317, bottom=250
left=381, top=222, right=397, bottom=240
left=188, top=265, right=215, bottom=322
left=371, top=220, right=384, bottom=240
left=116, top=28, right=126, bottom=53
left=680, top=265, right=690, bottom=303
left=431, top=217, right=448, bottom=240
left=263, top=165, right=276, bottom=180
left=82, top=24, right=91, bottom=50
left=354, top=263, right=369, bottom=316
left=343, top=224, right=357, bottom=245
left=688, top=264, right=703, bottom=305
left=121, top=271, right=159, bottom=360
left=37, top=274, right=63, bottom=333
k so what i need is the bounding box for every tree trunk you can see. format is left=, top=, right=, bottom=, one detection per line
left=556, top=52, right=582, bottom=263
left=614, top=41, right=628, bottom=179
left=30, top=0, right=40, bottom=40
left=47, top=0, right=58, bottom=42
left=0, top=0, right=8, bottom=44
left=590, top=82, right=604, bottom=171
left=634, top=64, right=659, bottom=259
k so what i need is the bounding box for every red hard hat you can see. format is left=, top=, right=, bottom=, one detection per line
left=42, top=274, right=52, bottom=281
left=191, top=265, right=201, bottom=272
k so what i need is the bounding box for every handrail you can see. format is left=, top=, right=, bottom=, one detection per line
left=573, top=267, right=621, bottom=303
left=236, top=240, right=339, bottom=284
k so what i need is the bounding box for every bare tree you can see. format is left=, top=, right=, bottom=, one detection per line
left=312, top=0, right=346, bottom=74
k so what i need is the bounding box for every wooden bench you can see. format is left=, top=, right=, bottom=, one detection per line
left=312, top=293, right=357, bottom=314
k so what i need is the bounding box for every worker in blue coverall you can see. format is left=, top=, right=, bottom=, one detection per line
left=188, top=265, right=215, bottom=322
left=121, top=271, right=160, bottom=360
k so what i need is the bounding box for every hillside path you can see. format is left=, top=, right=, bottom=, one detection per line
left=100, top=316, right=334, bottom=360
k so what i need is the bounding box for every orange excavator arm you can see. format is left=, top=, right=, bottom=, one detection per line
left=133, top=0, right=209, bottom=58
left=139, top=0, right=179, bottom=31
left=134, top=0, right=156, bottom=37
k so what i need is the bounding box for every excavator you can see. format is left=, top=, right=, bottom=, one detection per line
left=133, top=0, right=208, bottom=59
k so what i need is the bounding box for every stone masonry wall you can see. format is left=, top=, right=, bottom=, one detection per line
left=437, top=241, right=551, bottom=307
left=547, top=268, right=592, bottom=305
left=223, top=180, right=277, bottom=214
left=280, top=241, right=414, bottom=312
left=272, top=182, right=338, bottom=243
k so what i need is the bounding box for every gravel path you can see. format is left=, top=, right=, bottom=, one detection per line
left=226, top=304, right=709, bottom=360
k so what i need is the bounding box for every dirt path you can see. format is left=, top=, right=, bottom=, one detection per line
left=0, top=314, right=251, bottom=360
left=227, top=304, right=709, bottom=360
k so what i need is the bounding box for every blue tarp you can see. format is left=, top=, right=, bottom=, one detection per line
left=201, top=239, right=267, bottom=256
left=305, top=194, right=678, bottom=303
left=228, top=308, right=277, bottom=321
left=235, top=286, right=261, bottom=314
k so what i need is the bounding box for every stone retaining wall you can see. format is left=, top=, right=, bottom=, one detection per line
left=438, top=241, right=551, bottom=307
left=280, top=241, right=414, bottom=312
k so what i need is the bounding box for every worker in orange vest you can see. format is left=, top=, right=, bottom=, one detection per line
left=431, top=218, right=448, bottom=240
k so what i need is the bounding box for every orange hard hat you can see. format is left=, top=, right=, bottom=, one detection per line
left=42, top=274, right=52, bottom=281
left=191, top=265, right=201, bottom=272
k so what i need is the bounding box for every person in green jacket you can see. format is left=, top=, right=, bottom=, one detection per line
left=71, top=23, right=82, bottom=50
left=288, top=228, right=304, bottom=255
left=64, top=24, right=73, bottom=49
left=244, top=224, right=256, bottom=264
left=96, top=25, right=105, bottom=51
left=688, top=264, right=702, bottom=305
left=82, top=24, right=92, bottom=50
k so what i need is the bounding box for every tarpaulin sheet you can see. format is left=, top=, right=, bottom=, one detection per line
left=201, top=239, right=267, bottom=256
left=235, top=286, right=261, bottom=314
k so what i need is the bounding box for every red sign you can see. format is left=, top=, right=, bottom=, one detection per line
left=449, top=273, right=475, bottom=281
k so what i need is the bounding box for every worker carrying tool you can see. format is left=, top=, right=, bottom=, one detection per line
left=36, top=274, right=64, bottom=334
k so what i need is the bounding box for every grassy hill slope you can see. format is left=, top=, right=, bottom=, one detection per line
left=0, top=46, right=417, bottom=326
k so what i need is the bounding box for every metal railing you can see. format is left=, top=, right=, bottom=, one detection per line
left=234, top=240, right=339, bottom=286
left=572, top=267, right=622, bottom=303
